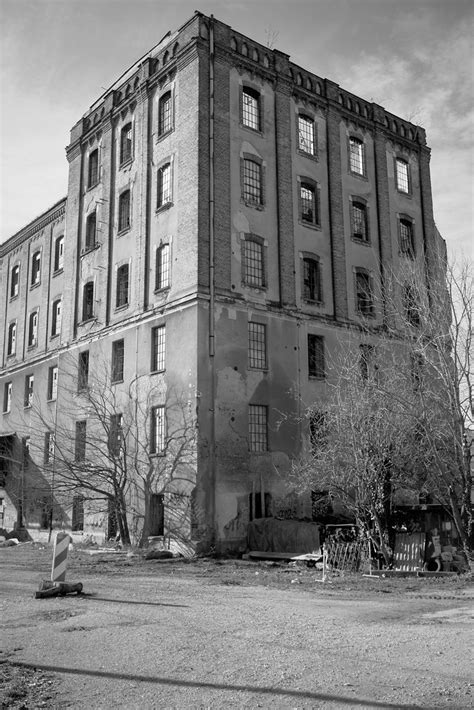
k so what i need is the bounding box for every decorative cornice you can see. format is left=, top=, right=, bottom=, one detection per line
left=0, top=198, right=67, bottom=256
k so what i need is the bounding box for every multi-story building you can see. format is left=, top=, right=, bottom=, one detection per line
left=0, top=12, right=443, bottom=550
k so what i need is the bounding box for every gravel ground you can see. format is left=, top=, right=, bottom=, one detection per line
left=1, top=543, right=473, bottom=709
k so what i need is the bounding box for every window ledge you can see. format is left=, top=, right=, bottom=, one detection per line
left=156, top=202, right=173, bottom=214
left=150, top=452, right=166, bottom=458
left=30, top=281, right=40, bottom=291
left=242, top=200, right=264, bottom=211
left=151, top=369, right=166, bottom=375
left=349, top=171, right=368, bottom=181
left=2, top=411, right=11, bottom=416
left=157, top=129, right=173, bottom=142
left=303, top=299, right=324, bottom=306
left=119, top=157, right=133, bottom=170
left=299, top=220, right=321, bottom=231
left=309, top=375, right=326, bottom=381
left=79, top=317, right=96, bottom=325
left=47, top=398, right=57, bottom=403
left=86, top=181, right=100, bottom=192
left=9, top=295, right=19, bottom=302
left=117, top=226, right=131, bottom=237
left=242, top=282, right=267, bottom=292
left=23, top=404, right=32, bottom=410
left=249, top=367, right=269, bottom=373
left=240, top=123, right=264, bottom=137
left=114, top=304, right=129, bottom=312
left=81, top=243, right=100, bottom=257
left=27, top=343, right=38, bottom=350
left=297, top=149, right=318, bottom=161
left=111, top=379, right=124, bottom=385
left=396, top=188, right=412, bottom=198
left=52, top=268, right=64, bottom=277
left=50, top=333, right=60, bottom=341
left=154, top=286, right=171, bottom=295
left=6, top=352, right=16, bottom=359
left=352, top=236, right=371, bottom=246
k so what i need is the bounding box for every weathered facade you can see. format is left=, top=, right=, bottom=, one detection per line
left=0, top=13, right=442, bottom=549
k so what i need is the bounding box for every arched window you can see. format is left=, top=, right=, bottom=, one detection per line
left=302, top=258, right=321, bottom=302
left=158, top=91, right=173, bottom=136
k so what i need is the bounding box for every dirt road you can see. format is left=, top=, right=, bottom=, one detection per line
left=1, top=545, right=473, bottom=709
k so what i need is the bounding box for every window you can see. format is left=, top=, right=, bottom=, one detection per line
left=44, top=431, right=55, bottom=464
left=248, top=322, right=267, bottom=369
left=88, top=148, right=99, bottom=188
left=396, top=158, right=410, bottom=193
left=155, top=244, right=170, bottom=290
left=75, top=421, right=87, bottom=461
left=31, top=251, right=41, bottom=286
left=242, top=87, right=261, bottom=131
left=111, top=339, right=125, bottom=383
left=158, top=92, right=172, bottom=135
left=298, top=115, right=316, bottom=155
left=309, top=411, right=327, bottom=453
left=3, top=383, right=12, bottom=413
left=78, top=351, right=89, bottom=391
left=359, top=344, right=376, bottom=382
left=352, top=201, right=369, bottom=242
left=150, top=405, right=166, bottom=454
left=24, top=375, right=34, bottom=408
left=120, top=123, right=133, bottom=164
left=118, top=190, right=131, bottom=232
left=399, top=218, right=415, bottom=257
left=300, top=182, right=319, bottom=225
left=410, top=352, right=424, bottom=390
left=149, top=494, right=164, bottom=536
left=82, top=282, right=94, bottom=321
left=404, top=284, right=420, bottom=327
left=308, top=334, right=325, bottom=379
left=242, top=238, right=265, bottom=288
left=72, top=496, right=84, bottom=531
left=355, top=269, right=374, bottom=316
left=47, top=366, right=58, bottom=401
left=109, top=414, right=123, bottom=457
left=302, top=258, right=321, bottom=302
left=157, top=163, right=172, bottom=208
left=28, top=311, right=38, bottom=347
left=10, top=265, right=19, bottom=298
left=7, top=322, right=16, bottom=356
left=249, top=405, right=268, bottom=452
left=242, top=158, right=263, bottom=205
left=54, top=236, right=64, bottom=272
left=248, top=491, right=272, bottom=521
left=116, top=264, right=129, bottom=307
left=349, top=137, right=365, bottom=176
left=85, top=211, right=97, bottom=249
left=51, top=299, right=62, bottom=337
left=151, top=325, right=166, bottom=372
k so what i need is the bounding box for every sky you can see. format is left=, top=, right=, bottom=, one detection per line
left=0, top=0, right=472, bottom=259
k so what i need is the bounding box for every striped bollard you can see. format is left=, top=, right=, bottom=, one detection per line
left=51, top=531, right=71, bottom=582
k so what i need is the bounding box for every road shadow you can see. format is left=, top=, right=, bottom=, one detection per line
left=10, top=662, right=424, bottom=709
left=79, top=593, right=189, bottom=608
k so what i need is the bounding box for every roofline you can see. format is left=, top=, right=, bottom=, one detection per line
left=0, top=196, right=67, bottom=256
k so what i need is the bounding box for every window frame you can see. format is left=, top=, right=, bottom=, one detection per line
left=395, top=157, right=411, bottom=194
left=348, top=136, right=366, bottom=177
left=51, top=298, right=62, bottom=337
left=75, top=421, right=87, bottom=461
left=78, top=350, right=90, bottom=392
left=53, top=235, right=64, bottom=273
left=248, top=404, right=268, bottom=453
left=7, top=321, right=16, bottom=356
left=118, top=189, right=131, bottom=233
left=151, top=325, right=166, bottom=373
left=403, top=283, right=421, bottom=327
left=299, top=179, right=320, bottom=227
left=44, top=431, right=55, bottom=465
left=155, top=243, right=170, bottom=291
left=307, top=334, right=325, bottom=379
left=150, top=405, right=166, bottom=455
left=351, top=198, right=370, bottom=243
left=120, top=122, right=133, bottom=166
left=10, top=264, right=20, bottom=298
left=3, top=382, right=12, bottom=413
left=158, top=91, right=173, bottom=137
left=116, top=263, right=130, bottom=309
left=47, top=365, right=58, bottom=401
left=28, top=310, right=39, bottom=347
left=87, top=148, right=99, bottom=189
left=355, top=268, right=375, bottom=317
left=242, top=235, right=266, bottom=289
left=241, top=156, right=264, bottom=207
left=109, top=413, right=124, bottom=458
left=85, top=211, right=97, bottom=250
left=302, top=256, right=322, bottom=303
left=241, top=86, right=262, bottom=132
left=24, top=374, right=34, bottom=408
left=157, top=162, right=172, bottom=210
left=82, top=282, right=95, bottom=322
left=111, top=339, right=125, bottom=383
left=248, top=322, right=267, bottom=370
left=297, top=114, right=317, bottom=157
left=398, top=216, right=415, bottom=258
left=31, top=250, right=41, bottom=287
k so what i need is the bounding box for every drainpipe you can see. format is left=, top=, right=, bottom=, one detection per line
left=208, top=16, right=216, bottom=547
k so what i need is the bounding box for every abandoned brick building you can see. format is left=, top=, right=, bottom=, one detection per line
left=0, top=12, right=443, bottom=550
